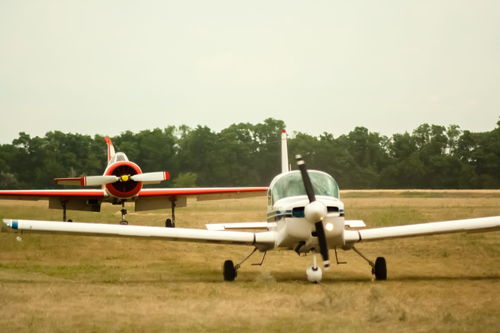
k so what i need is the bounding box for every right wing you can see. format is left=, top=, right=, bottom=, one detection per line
left=344, top=216, right=500, bottom=244
left=0, top=189, right=106, bottom=212
left=2, top=219, right=276, bottom=250
left=0, top=189, right=105, bottom=200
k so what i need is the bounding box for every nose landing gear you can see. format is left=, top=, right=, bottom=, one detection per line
left=119, top=202, right=128, bottom=225
left=306, top=255, right=322, bottom=283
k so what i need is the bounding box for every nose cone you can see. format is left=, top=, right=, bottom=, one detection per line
left=304, top=201, right=327, bottom=223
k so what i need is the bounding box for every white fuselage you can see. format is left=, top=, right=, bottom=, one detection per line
left=265, top=170, right=346, bottom=253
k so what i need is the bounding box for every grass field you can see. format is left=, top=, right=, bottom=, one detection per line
left=1, top=191, right=499, bottom=332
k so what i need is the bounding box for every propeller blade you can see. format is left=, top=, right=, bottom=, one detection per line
left=54, top=176, right=119, bottom=186
left=296, top=154, right=330, bottom=268
left=84, top=176, right=120, bottom=186
left=296, top=155, right=315, bottom=202
left=130, top=171, right=170, bottom=184
left=315, top=221, right=330, bottom=268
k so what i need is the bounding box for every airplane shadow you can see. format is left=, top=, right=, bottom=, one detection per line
left=1, top=271, right=499, bottom=285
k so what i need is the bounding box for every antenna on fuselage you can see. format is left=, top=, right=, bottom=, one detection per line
left=281, top=129, right=289, bottom=174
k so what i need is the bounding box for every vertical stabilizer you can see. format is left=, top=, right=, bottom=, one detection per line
left=104, top=136, right=116, bottom=162
left=281, top=129, right=289, bottom=173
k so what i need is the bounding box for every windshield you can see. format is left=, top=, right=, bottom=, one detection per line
left=270, top=170, right=340, bottom=203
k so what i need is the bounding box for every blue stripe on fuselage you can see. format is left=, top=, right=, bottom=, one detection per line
left=267, top=210, right=293, bottom=221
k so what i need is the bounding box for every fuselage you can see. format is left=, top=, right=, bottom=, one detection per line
left=266, top=170, right=346, bottom=252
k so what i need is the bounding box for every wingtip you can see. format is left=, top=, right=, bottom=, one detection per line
left=1, top=219, right=16, bottom=232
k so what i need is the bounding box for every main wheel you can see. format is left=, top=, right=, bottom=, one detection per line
left=120, top=220, right=128, bottom=225
left=223, top=260, right=237, bottom=281
left=373, top=257, right=387, bottom=280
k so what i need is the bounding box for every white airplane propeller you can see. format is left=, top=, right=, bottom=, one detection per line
left=54, top=171, right=169, bottom=187
left=296, top=154, right=330, bottom=269
left=54, top=175, right=119, bottom=186
left=130, top=171, right=170, bottom=183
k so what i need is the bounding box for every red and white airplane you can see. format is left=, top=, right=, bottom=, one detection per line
left=2, top=131, right=500, bottom=282
left=0, top=136, right=267, bottom=225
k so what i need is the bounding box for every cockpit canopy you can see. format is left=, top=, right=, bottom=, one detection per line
left=269, top=170, right=340, bottom=204
left=109, top=152, right=129, bottom=165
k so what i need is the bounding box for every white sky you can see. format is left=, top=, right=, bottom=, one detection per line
left=0, top=1, right=499, bottom=143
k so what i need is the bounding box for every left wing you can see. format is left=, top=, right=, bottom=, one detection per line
left=344, top=216, right=500, bottom=244
left=1, top=219, right=276, bottom=250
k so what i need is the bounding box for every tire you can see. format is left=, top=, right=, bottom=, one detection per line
left=165, top=219, right=175, bottom=228
left=223, top=260, right=237, bottom=281
left=374, top=257, right=387, bottom=280
left=120, top=220, right=128, bottom=225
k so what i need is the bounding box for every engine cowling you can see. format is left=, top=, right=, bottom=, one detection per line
left=104, top=161, right=143, bottom=198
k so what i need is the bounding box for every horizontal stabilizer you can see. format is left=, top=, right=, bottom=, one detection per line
left=344, top=220, right=366, bottom=228
left=206, top=222, right=275, bottom=231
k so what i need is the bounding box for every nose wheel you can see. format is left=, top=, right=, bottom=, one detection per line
left=306, top=255, right=323, bottom=283
left=119, top=202, right=128, bottom=225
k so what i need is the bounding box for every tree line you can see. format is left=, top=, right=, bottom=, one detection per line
left=1, top=118, right=499, bottom=189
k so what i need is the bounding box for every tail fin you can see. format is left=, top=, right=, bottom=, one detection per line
left=104, top=136, right=116, bottom=162
left=281, top=129, right=290, bottom=173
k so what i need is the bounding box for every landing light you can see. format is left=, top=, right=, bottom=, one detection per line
left=325, top=223, right=334, bottom=232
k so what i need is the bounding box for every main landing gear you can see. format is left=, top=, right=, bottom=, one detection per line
left=222, top=248, right=267, bottom=281
left=165, top=198, right=176, bottom=228
left=352, top=246, right=387, bottom=280
left=61, top=201, right=72, bottom=222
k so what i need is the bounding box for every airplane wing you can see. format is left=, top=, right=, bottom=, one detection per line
left=0, top=187, right=267, bottom=201
left=0, top=189, right=106, bottom=200
left=0, top=187, right=267, bottom=212
left=1, top=219, right=276, bottom=250
left=134, top=187, right=267, bottom=211
left=0, top=189, right=106, bottom=212
left=137, top=187, right=267, bottom=200
left=344, top=216, right=500, bottom=243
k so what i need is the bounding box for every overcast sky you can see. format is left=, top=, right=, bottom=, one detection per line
left=1, top=1, right=499, bottom=143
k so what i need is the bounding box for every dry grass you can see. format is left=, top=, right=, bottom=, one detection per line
left=0, top=191, right=499, bottom=332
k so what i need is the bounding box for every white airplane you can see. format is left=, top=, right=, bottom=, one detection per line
left=0, top=136, right=266, bottom=226
left=2, top=130, right=500, bottom=282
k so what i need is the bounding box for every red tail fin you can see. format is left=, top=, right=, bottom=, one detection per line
left=104, top=136, right=116, bottom=162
